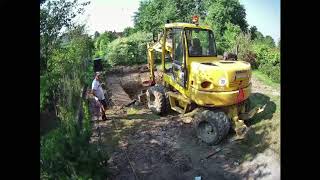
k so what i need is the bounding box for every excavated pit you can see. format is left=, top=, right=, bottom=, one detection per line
left=119, top=71, right=150, bottom=101
left=121, top=80, right=144, bottom=100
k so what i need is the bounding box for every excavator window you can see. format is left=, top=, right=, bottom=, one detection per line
left=171, top=28, right=186, bottom=87
left=172, top=29, right=183, bottom=64
left=185, top=28, right=217, bottom=57
left=164, top=28, right=173, bottom=73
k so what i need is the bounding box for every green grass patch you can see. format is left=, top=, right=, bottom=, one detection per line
left=156, top=61, right=171, bottom=71
left=238, top=91, right=280, bottom=160
left=127, top=107, right=139, bottom=115
left=252, top=70, right=280, bottom=89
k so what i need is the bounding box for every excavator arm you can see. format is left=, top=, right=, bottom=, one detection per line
left=146, top=36, right=172, bottom=84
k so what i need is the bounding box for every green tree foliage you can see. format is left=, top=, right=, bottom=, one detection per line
left=123, top=27, right=137, bottom=37
left=40, top=0, right=92, bottom=110
left=93, top=31, right=118, bottom=58
left=254, top=31, right=264, bottom=41
left=174, top=0, right=206, bottom=22
left=236, top=33, right=258, bottom=68
left=134, top=0, right=177, bottom=32
left=41, top=102, right=107, bottom=179
left=205, top=0, right=248, bottom=38
left=133, top=0, right=207, bottom=33
left=220, top=22, right=242, bottom=53
left=40, top=1, right=107, bottom=178
left=253, top=42, right=279, bottom=66
left=253, top=34, right=276, bottom=48
left=106, top=31, right=152, bottom=66
left=264, top=35, right=276, bottom=47
left=94, top=31, right=100, bottom=39
left=253, top=41, right=280, bottom=82
left=249, top=25, right=257, bottom=40
left=40, top=0, right=89, bottom=75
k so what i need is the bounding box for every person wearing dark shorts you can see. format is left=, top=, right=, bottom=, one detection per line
left=99, top=99, right=107, bottom=110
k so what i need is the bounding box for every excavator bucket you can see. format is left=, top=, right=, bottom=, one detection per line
left=239, top=104, right=267, bottom=120
left=228, top=103, right=267, bottom=140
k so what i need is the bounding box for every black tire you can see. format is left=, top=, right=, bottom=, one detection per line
left=194, top=110, right=231, bottom=145
left=146, top=84, right=169, bottom=115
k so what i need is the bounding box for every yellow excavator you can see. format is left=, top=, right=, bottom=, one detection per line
left=144, top=16, right=265, bottom=145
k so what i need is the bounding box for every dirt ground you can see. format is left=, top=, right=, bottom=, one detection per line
left=89, top=66, right=280, bottom=180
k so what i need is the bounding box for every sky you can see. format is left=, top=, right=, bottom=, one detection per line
left=239, top=0, right=280, bottom=42
left=79, top=0, right=280, bottom=42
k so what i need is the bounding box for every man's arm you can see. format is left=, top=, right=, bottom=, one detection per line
left=92, top=89, right=97, bottom=97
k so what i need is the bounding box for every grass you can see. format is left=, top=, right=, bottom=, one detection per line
left=238, top=72, right=280, bottom=160
left=252, top=70, right=280, bottom=89
left=127, top=107, right=139, bottom=115
left=156, top=61, right=171, bottom=71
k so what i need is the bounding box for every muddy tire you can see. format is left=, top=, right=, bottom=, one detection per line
left=194, top=110, right=231, bottom=145
left=146, top=84, right=169, bottom=115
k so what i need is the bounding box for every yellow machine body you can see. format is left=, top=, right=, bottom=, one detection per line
left=146, top=22, right=264, bottom=137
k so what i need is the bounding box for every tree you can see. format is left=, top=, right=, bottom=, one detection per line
left=40, top=0, right=90, bottom=75
left=133, top=0, right=206, bottom=32
left=94, top=31, right=100, bottom=39
left=174, top=0, right=206, bottom=22
left=264, top=35, right=276, bottom=47
left=123, top=27, right=136, bottom=37
left=254, top=31, right=264, bottom=41
left=205, top=0, right=248, bottom=38
left=40, top=0, right=91, bottom=110
left=249, top=26, right=257, bottom=40
left=134, top=0, right=177, bottom=32
left=221, top=22, right=242, bottom=53
left=93, top=31, right=118, bottom=58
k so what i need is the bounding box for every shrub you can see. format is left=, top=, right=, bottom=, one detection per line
left=253, top=42, right=280, bottom=65
left=40, top=101, right=108, bottom=179
left=259, top=63, right=280, bottom=83
left=251, top=41, right=280, bottom=82
left=106, top=31, right=152, bottom=66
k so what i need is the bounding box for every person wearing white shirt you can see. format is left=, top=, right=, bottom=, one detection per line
left=92, top=72, right=107, bottom=120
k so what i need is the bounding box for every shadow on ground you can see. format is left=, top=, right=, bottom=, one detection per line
left=246, top=93, right=277, bottom=126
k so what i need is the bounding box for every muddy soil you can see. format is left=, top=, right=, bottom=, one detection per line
left=89, top=66, right=280, bottom=180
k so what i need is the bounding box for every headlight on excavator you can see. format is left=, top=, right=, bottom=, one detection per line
left=218, top=77, right=227, bottom=86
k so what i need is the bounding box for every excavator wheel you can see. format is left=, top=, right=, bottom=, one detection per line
left=146, top=84, right=169, bottom=115
left=194, top=110, right=231, bottom=145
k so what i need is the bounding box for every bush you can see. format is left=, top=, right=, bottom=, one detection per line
left=240, top=50, right=258, bottom=69
left=253, top=42, right=280, bottom=82
left=94, top=31, right=118, bottom=58
left=259, top=63, right=280, bottom=83
left=253, top=42, right=280, bottom=66
left=40, top=101, right=108, bottom=179
left=106, top=31, right=152, bottom=66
